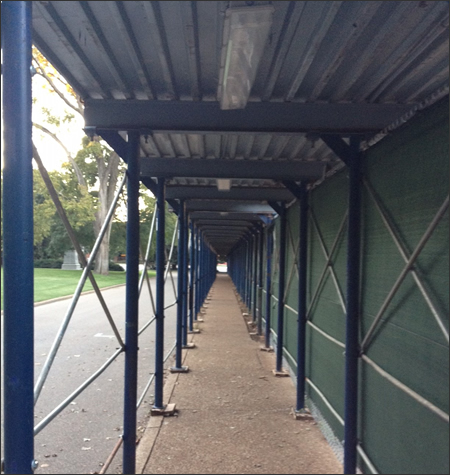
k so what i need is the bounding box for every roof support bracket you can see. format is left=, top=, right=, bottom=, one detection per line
left=282, top=181, right=308, bottom=201
left=320, top=134, right=360, bottom=167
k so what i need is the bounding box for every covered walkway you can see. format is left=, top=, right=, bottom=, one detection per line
left=2, top=2, right=448, bottom=474
left=136, top=274, right=341, bottom=475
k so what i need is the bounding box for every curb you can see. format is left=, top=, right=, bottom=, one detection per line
left=33, top=283, right=127, bottom=307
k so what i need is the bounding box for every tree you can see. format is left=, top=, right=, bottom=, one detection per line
left=32, top=46, right=122, bottom=275
left=32, top=167, right=95, bottom=260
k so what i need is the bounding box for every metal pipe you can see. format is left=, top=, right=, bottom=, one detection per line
left=138, top=209, right=157, bottom=296
left=99, top=436, right=123, bottom=475
left=305, top=377, right=379, bottom=475
left=2, top=3, right=34, bottom=471
left=344, top=140, right=361, bottom=475
left=175, top=201, right=185, bottom=368
left=182, top=212, right=189, bottom=346
left=34, top=172, right=127, bottom=404
left=307, top=211, right=348, bottom=318
left=265, top=231, right=273, bottom=348
left=122, top=132, right=140, bottom=475
left=276, top=206, right=287, bottom=372
left=154, top=177, right=166, bottom=410
left=364, top=178, right=449, bottom=344
left=258, top=228, right=264, bottom=335
left=33, top=149, right=125, bottom=347
left=138, top=316, right=157, bottom=336
left=189, top=222, right=195, bottom=331
left=361, top=355, right=449, bottom=423
left=34, top=348, right=123, bottom=436
left=361, top=195, right=449, bottom=353
left=296, top=184, right=308, bottom=412
left=253, top=232, right=258, bottom=321
left=137, top=374, right=156, bottom=410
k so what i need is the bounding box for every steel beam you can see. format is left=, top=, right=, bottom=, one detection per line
left=186, top=201, right=275, bottom=213
left=142, top=157, right=324, bottom=181
left=86, top=100, right=414, bottom=133
left=190, top=212, right=267, bottom=221
left=166, top=186, right=294, bottom=201
left=122, top=133, right=140, bottom=475
left=2, top=3, right=34, bottom=473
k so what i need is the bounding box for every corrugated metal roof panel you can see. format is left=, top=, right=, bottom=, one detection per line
left=33, top=1, right=449, bottom=105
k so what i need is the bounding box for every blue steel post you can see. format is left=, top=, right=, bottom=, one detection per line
left=344, top=139, right=362, bottom=474
left=276, top=206, right=287, bottom=372
left=253, top=232, right=258, bottom=321
left=182, top=212, right=189, bottom=346
left=122, top=132, right=140, bottom=474
left=189, top=223, right=195, bottom=331
left=246, top=239, right=251, bottom=308
left=195, top=229, right=200, bottom=317
left=154, top=177, right=166, bottom=410
left=265, top=231, right=273, bottom=348
left=258, top=227, right=264, bottom=335
left=2, top=3, right=34, bottom=473
left=174, top=200, right=185, bottom=368
left=296, top=183, right=308, bottom=412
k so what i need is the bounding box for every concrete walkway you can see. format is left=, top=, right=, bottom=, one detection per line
left=136, top=274, right=342, bottom=474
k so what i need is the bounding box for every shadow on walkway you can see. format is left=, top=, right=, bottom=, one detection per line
left=137, top=274, right=342, bottom=474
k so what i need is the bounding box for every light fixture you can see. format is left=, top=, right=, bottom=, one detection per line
left=216, top=179, right=231, bottom=191
left=218, top=5, right=274, bottom=110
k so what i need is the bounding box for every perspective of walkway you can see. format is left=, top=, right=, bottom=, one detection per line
left=136, top=274, right=342, bottom=474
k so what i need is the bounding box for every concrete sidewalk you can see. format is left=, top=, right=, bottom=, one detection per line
left=136, top=274, right=342, bottom=474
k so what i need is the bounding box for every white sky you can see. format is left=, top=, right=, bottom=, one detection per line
left=1, top=68, right=86, bottom=172
left=31, top=74, right=86, bottom=171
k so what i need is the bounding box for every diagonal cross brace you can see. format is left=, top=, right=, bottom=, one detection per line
left=360, top=195, right=449, bottom=353
left=307, top=210, right=348, bottom=319
left=364, top=178, right=449, bottom=344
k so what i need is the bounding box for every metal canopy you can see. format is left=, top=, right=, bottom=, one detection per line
left=31, top=0, right=450, bottom=254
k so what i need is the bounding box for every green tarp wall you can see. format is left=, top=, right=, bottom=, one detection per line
left=262, top=96, right=449, bottom=474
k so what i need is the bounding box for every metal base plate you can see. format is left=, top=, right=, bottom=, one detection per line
left=272, top=369, right=290, bottom=377
left=293, top=410, right=314, bottom=421
left=150, top=403, right=177, bottom=417
left=260, top=346, right=274, bottom=352
left=170, top=366, right=189, bottom=374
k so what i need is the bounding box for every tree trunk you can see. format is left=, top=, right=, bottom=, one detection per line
left=93, top=150, right=121, bottom=275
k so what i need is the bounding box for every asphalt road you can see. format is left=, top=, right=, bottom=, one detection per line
left=2, top=273, right=178, bottom=475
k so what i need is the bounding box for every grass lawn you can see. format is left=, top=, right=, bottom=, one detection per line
left=1, top=267, right=156, bottom=309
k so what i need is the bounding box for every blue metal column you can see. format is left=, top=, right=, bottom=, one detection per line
left=253, top=232, right=258, bottom=322
left=264, top=230, right=273, bottom=349
left=257, top=227, right=264, bottom=335
left=154, top=177, right=166, bottom=410
left=276, top=206, right=287, bottom=372
left=195, top=229, right=200, bottom=317
left=182, top=212, right=189, bottom=346
left=122, top=132, right=140, bottom=474
left=2, top=3, right=34, bottom=473
left=344, top=139, right=362, bottom=475
left=173, top=200, right=186, bottom=369
left=296, top=183, right=308, bottom=412
left=189, top=222, right=195, bottom=331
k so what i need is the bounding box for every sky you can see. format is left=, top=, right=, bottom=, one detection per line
left=1, top=64, right=85, bottom=172
left=31, top=74, right=86, bottom=171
